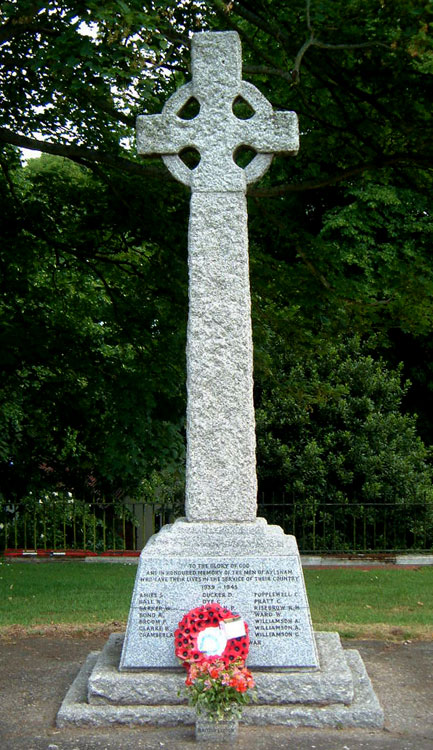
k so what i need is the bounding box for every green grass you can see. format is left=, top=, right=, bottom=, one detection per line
left=304, top=567, right=433, bottom=640
left=0, top=561, right=136, bottom=628
left=1, top=560, right=432, bottom=640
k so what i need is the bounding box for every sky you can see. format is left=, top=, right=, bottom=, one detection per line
left=21, top=148, right=41, bottom=161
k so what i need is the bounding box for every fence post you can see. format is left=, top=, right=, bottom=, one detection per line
left=312, top=501, right=316, bottom=552
left=33, top=507, right=37, bottom=550
left=63, top=497, right=67, bottom=550
left=92, top=506, right=97, bottom=552
left=43, top=502, right=47, bottom=550
left=144, top=504, right=155, bottom=545
left=102, top=508, right=106, bottom=551
left=301, top=504, right=306, bottom=552
left=83, top=503, right=87, bottom=551
left=73, top=500, right=77, bottom=549
left=3, top=496, right=429, bottom=556
left=132, top=506, right=137, bottom=550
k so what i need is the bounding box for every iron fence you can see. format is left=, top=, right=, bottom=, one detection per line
left=257, top=494, right=433, bottom=553
left=1, top=494, right=432, bottom=554
left=0, top=496, right=175, bottom=554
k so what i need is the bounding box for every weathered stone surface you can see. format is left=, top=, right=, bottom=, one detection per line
left=90, top=633, right=352, bottom=707
left=123, top=29, right=306, bottom=671
left=132, top=517, right=295, bottom=556
left=57, top=652, right=194, bottom=728
left=136, top=31, right=298, bottom=523
left=243, top=651, right=384, bottom=728
left=254, top=632, right=353, bottom=705
left=195, top=715, right=239, bottom=741
left=57, top=32, right=383, bottom=732
left=137, top=32, right=298, bottom=193
left=186, top=191, right=256, bottom=522
left=89, top=635, right=185, bottom=706
left=120, top=519, right=318, bottom=670
left=57, top=632, right=384, bottom=729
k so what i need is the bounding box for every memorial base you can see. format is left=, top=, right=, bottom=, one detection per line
left=57, top=519, right=383, bottom=729
left=56, top=632, right=384, bottom=728
left=120, top=518, right=319, bottom=670
left=195, top=715, right=239, bottom=742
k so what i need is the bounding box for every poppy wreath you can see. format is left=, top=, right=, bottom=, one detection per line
left=175, top=602, right=250, bottom=666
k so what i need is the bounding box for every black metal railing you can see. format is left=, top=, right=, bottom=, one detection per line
left=1, top=494, right=432, bottom=554
left=257, top=493, right=433, bottom=553
left=0, top=496, right=174, bottom=554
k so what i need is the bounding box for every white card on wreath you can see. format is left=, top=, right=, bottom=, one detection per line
left=220, top=616, right=247, bottom=639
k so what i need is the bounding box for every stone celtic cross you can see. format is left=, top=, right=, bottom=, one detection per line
left=137, top=31, right=299, bottom=523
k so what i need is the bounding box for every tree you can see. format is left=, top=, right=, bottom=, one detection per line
left=1, top=1, right=433, bottom=515
left=2, top=1, right=432, bottom=197
left=255, top=336, right=433, bottom=548
left=0, top=150, right=187, bottom=503
left=257, top=336, right=432, bottom=502
left=2, top=0, right=432, bottom=340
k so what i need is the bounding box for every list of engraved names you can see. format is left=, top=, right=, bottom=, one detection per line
left=136, top=557, right=306, bottom=644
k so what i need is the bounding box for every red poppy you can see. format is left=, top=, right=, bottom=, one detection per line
left=174, top=603, right=249, bottom=667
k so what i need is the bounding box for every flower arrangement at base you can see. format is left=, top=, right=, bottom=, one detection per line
left=175, top=603, right=256, bottom=725
left=184, top=657, right=256, bottom=722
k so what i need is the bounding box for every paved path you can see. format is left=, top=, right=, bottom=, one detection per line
left=0, top=634, right=432, bottom=750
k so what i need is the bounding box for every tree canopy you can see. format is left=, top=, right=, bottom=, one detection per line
left=0, top=150, right=187, bottom=502
left=1, top=1, right=432, bottom=511
left=2, top=1, right=433, bottom=199
left=257, top=336, right=433, bottom=507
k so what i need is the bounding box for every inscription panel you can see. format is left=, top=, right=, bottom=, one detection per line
left=120, top=556, right=318, bottom=669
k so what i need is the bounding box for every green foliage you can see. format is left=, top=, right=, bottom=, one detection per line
left=256, top=337, right=433, bottom=512
left=0, top=490, right=137, bottom=552
left=0, top=1, right=206, bottom=144
left=317, top=183, right=433, bottom=334
left=1, top=1, right=433, bottom=512
left=182, top=659, right=256, bottom=722
left=140, top=463, right=185, bottom=517
left=0, top=150, right=188, bottom=503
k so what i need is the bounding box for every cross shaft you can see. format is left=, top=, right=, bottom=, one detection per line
left=137, top=31, right=299, bottom=522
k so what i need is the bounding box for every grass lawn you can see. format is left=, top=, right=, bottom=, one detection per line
left=0, top=561, right=136, bottom=631
left=0, top=560, right=432, bottom=640
left=304, top=567, right=433, bottom=640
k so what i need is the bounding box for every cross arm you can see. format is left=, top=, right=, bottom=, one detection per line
left=242, top=110, right=299, bottom=155
left=136, top=113, right=196, bottom=156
